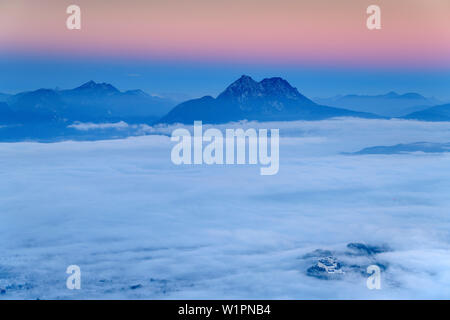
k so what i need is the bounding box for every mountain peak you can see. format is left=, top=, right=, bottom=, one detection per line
left=236, top=74, right=255, bottom=82
left=400, top=92, right=426, bottom=99
left=384, top=91, right=399, bottom=98
left=124, top=89, right=148, bottom=97
left=74, top=81, right=119, bottom=93
left=382, top=91, right=427, bottom=100
left=232, top=75, right=259, bottom=87
left=260, top=77, right=301, bottom=99
left=260, top=77, right=289, bottom=85
left=219, top=75, right=304, bottom=99
left=81, top=80, right=96, bottom=87
left=218, top=75, right=262, bottom=100
left=158, top=75, right=379, bottom=124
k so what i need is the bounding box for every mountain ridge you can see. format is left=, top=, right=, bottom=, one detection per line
left=1, top=81, right=175, bottom=125
left=2, top=77, right=448, bottom=127
left=158, top=75, right=381, bottom=124
left=402, top=103, right=450, bottom=121
left=348, top=142, right=450, bottom=155
left=313, top=92, right=441, bottom=117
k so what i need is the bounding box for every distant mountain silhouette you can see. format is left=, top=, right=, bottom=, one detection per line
left=0, top=93, right=11, bottom=102
left=1, top=81, right=175, bottom=125
left=158, top=75, right=381, bottom=124
left=313, top=92, right=440, bottom=117
left=7, top=89, right=67, bottom=123
left=349, top=142, right=450, bottom=155
left=402, top=103, right=450, bottom=121
left=0, top=102, right=18, bottom=123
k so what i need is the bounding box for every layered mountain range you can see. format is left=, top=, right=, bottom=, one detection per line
left=314, top=92, right=442, bottom=117
left=0, top=81, right=175, bottom=125
left=0, top=76, right=449, bottom=128
left=402, top=103, right=450, bottom=121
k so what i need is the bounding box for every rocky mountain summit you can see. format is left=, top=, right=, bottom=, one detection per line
left=158, top=75, right=380, bottom=124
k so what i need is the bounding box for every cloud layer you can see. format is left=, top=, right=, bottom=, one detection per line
left=1, top=118, right=450, bottom=299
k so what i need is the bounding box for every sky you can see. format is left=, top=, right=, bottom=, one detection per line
left=0, top=0, right=449, bottom=99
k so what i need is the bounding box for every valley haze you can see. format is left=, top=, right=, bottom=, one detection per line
left=1, top=118, right=450, bottom=299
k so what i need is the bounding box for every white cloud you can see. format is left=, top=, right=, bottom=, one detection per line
left=1, top=118, right=450, bottom=299
left=68, top=121, right=130, bottom=131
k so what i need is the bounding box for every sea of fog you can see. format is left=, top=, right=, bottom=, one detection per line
left=1, top=118, right=450, bottom=299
